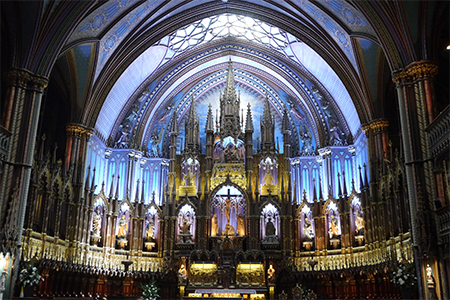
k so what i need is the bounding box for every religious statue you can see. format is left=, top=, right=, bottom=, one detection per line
left=263, top=167, right=275, bottom=185
left=328, top=214, right=340, bottom=239
left=222, top=198, right=235, bottom=235
left=92, top=211, right=101, bottom=237
left=426, top=264, right=434, bottom=285
left=303, top=216, right=314, bottom=240
left=211, top=214, right=219, bottom=236
left=300, top=129, right=313, bottom=154
left=182, top=169, right=195, bottom=186
left=146, top=219, right=155, bottom=240
left=178, top=263, right=188, bottom=284
left=224, top=198, right=232, bottom=225
left=115, top=123, right=131, bottom=148
left=267, top=264, right=275, bottom=284
left=179, top=216, right=191, bottom=234
left=265, top=217, right=276, bottom=237
left=117, top=215, right=128, bottom=239
left=355, top=210, right=364, bottom=236
left=329, top=119, right=344, bottom=146
left=236, top=213, right=245, bottom=236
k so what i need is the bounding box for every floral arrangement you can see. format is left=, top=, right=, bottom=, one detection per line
left=391, top=261, right=416, bottom=287
left=19, top=262, right=42, bottom=287
left=141, top=280, right=159, bottom=300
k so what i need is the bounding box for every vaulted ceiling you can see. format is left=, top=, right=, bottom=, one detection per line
left=2, top=0, right=447, bottom=155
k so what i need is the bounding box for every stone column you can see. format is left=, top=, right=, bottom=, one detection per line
left=362, top=120, right=389, bottom=246
left=392, top=60, right=440, bottom=299
left=65, top=124, right=93, bottom=260
left=0, top=68, right=48, bottom=299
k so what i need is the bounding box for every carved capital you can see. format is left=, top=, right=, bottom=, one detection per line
left=362, top=120, right=389, bottom=134
left=66, top=124, right=86, bottom=136
left=3, top=68, right=32, bottom=86
left=392, top=61, right=438, bottom=83
left=405, top=61, right=438, bottom=80
left=30, top=74, right=49, bottom=91
left=66, top=123, right=94, bottom=137
left=391, top=70, right=408, bottom=84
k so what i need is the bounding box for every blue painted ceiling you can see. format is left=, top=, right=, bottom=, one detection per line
left=56, top=0, right=381, bottom=154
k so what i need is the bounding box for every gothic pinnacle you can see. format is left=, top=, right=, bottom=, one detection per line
left=282, top=105, right=291, bottom=133
left=115, top=175, right=120, bottom=199
left=245, top=103, right=254, bottom=132
left=141, top=179, right=145, bottom=203
left=170, top=107, right=178, bottom=134
left=109, top=174, right=115, bottom=198
left=90, top=167, right=96, bottom=192
left=224, top=58, right=237, bottom=101
left=206, top=103, right=214, bottom=132
left=85, top=165, right=91, bottom=191
left=135, top=179, right=140, bottom=202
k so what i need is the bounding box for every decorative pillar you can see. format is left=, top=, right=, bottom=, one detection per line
left=313, top=189, right=326, bottom=252
left=317, top=148, right=331, bottom=199
left=392, top=60, right=440, bottom=299
left=0, top=68, right=48, bottom=299
left=362, top=120, right=389, bottom=247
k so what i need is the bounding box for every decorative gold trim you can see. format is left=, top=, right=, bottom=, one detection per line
left=210, top=163, right=247, bottom=190
left=66, top=124, right=94, bottom=136
left=362, top=120, right=389, bottom=133
left=392, top=61, right=438, bottom=83
left=405, top=61, right=438, bottom=79
left=392, top=70, right=408, bottom=84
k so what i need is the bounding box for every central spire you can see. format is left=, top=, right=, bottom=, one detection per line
left=219, top=58, right=242, bottom=141
left=223, top=58, right=237, bottom=102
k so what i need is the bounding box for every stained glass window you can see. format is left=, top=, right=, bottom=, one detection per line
left=157, top=14, right=300, bottom=63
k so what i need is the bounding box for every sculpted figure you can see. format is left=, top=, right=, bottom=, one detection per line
left=355, top=210, right=364, bottom=235
left=263, top=168, right=275, bottom=185
left=328, top=214, right=340, bottom=238
left=92, top=212, right=101, bottom=237
left=426, top=264, right=434, bottom=284
left=265, top=217, right=276, bottom=237
left=303, top=216, right=314, bottom=240
left=179, top=217, right=191, bottom=235
left=224, top=198, right=232, bottom=225
left=117, top=215, right=128, bottom=238
left=211, top=214, right=219, bottom=236
left=178, top=263, right=188, bottom=284
left=236, top=213, right=245, bottom=236
left=146, top=219, right=155, bottom=240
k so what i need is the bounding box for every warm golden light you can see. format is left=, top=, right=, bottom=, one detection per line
left=250, top=294, right=266, bottom=300
left=188, top=293, right=202, bottom=297
left=236, top=263, right=265, bottom=286
left=212, top=293, right=240, bottom=297
left=189, top=263, right=219, bottom=285
left=447, top=45, right=450, bottom=50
